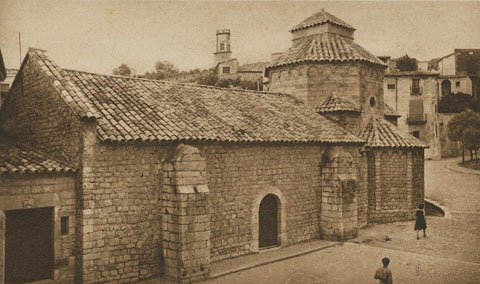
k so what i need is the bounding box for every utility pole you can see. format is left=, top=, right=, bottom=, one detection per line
left=18, top=32, right=22, bottom=65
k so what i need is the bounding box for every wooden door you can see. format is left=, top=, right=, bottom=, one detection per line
left=5, top=207, right=54, bottom=283
left=259, top=194, right=278, bottom=248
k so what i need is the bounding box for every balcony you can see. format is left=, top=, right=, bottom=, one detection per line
left=410, top=86, right=423, bottom=96
left=407, top=113, right=427, bottom=125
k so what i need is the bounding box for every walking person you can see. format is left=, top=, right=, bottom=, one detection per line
left=374, top=257, right=393, bottom=284
left=414, top=204, right=427, bottom=240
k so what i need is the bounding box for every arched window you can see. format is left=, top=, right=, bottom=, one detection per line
left=441, top=80, right=451, bottom=97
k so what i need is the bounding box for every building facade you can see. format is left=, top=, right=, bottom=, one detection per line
left=0, top=10, right=425, bottom=284
left=381, top=49, right=480, bottom=159
left=383, top=71, right=442, bottom=159
left=213, top=29, right=268, bottom=82
left=433, top=49, right=480, bottom=99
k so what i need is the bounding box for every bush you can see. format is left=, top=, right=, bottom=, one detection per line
left=438, top=92, right=480, bottom=113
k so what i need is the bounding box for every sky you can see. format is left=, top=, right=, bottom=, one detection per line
left=1, top=0, right=480, bottom=75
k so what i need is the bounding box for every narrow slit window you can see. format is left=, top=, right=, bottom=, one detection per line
left=61, top=216, right=69, bottom=235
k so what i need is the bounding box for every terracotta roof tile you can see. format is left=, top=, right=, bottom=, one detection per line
left=0, top=133, right=76, bottom=174
left=357, top=116, right=427, bottom=148
left=62, top=69, right=364, bottom=144
left=266, top=33, right=386, bottom=73
left=27, top=49, right=101, bottom=120
left=316, top=94, right=360, bottom=113
left=290, top=9, right=355, bottom=32
left=237, top=62, right=269, bottom=72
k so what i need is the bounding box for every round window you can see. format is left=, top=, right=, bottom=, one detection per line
left=370, top=97, right=376, bottom=107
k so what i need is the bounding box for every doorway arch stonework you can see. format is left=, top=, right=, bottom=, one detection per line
left=250, top=186, right=287, bottom=253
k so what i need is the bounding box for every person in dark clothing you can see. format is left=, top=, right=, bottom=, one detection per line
left=414, top=204, right=427, bottom=240
left=374, top=257, right=393, bottom=284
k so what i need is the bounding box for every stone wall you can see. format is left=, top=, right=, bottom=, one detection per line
left=198, top=143, right=325, bottom=261
left=367, top=149, right=424, bottom=223
left=268, top=64, right=309, bottom=104
left=0, top=174, right=76, bottom=283
left=0, top=57, right=82, bottom=167
left=411, top=149, right=425, bottom=209
left=320, top=148, right=361, bottom=240
left=307, top=63, right=362, bottom=111
left=269, top=62, right=385, bottom=128
left=196, top=143, right=366, bottom=260
left=291, top=24, right=354, bottom=40
left=359, top=64, right=385, bottom=118
left=79, top=139, right=169, bottom=284
left=161, top=144, right=210, bottom=283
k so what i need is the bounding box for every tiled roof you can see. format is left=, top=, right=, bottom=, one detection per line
left=290, top=9, right=355, bottom=32
left=62, top=69, right=363, bottom=144
left=24, top=49, right=101, bottom=120
left=238, top=62, right=269, bottom=72
left=384, top=104, right=400, bottom=117
left=266, top=33, right=386, bottom=73
left=316, top=94, right=360, bottom=113
left=385, top=70, right=439, bottom=77
left=0, top=133, right=76, bottom=174
left=357, top=116, right=427, bottom=148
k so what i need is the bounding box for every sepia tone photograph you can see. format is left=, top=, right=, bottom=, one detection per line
left=0, top=0, right=479, bottom=283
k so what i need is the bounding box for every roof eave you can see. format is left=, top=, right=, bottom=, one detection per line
left=266, top=59, right=386, bottom=76
left=289, top=20, right=356, bottom=33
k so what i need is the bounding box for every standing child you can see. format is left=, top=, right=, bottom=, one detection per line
left=374, top=257, right=393, bottom=284
left=414, top=204, right=427, bottom=240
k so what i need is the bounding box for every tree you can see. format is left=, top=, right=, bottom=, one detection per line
left=113, top=64, right=132, bottom=76
left=396, top=54, right=417, bottom=71
left=448, top=110, right=480, bottom=163
left=144, top=61, right=180, bottom=80
left=439, top=92, right=475, bottom=113
left=197, top=70, right=218, bottom=86
left=463, top=127, right=480, bottom=168
left=196, top=70, right=263, bottom=90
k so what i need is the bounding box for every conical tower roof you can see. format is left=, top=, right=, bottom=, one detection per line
left=290, top=9, right=355, bottom=33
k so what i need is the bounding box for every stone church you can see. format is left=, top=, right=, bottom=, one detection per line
left=0, top=10, right=425, bottom=284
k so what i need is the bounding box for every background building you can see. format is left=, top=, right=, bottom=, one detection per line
left=382, top=49, right=480, bottom=159
left=430, top=49, right=480, bottom=98
left=213, top=29, right=268, bottom=82
left=384, top=71, right=441, bottom=159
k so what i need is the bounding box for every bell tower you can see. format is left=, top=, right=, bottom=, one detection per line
left=214, top=29, right=232, bottom=67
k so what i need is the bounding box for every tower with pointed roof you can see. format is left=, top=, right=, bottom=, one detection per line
left=266, top=9, right=387, bottom=127
left=267, top=10, right=427, bottom=231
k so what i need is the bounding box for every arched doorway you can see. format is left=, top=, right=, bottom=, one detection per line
left=259, top=194, right=278, bottom=248
left=441, top=80, right=451, bottom=97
